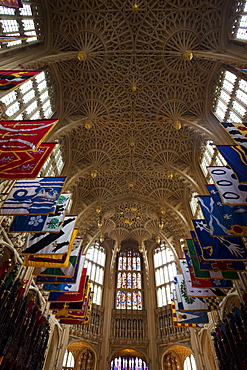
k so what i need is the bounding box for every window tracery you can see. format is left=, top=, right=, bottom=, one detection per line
left=154, top=243, right=176, bottom=308
left=62, top=350, right=74, bottom=370
left=85, top=241, right=106, bottom=306
left=231, top=0, right=247, bottom=41
left=116, top=249, right=142, bottom=310
left=110, top=356, right=148, bottom=370
left=39, top=143, right=65, bottom=177
left=0, top=1, right=42, bottom=48
left=184, top=354, right=197, bottom=370
left=0, top=71, right=54, bottom=120
left=199, top=140, right=227, bottom=183
left=213, top=69, right=247, bottom=123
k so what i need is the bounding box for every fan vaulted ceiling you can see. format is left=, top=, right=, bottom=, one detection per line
left=36, top=0, right=234, bottom=248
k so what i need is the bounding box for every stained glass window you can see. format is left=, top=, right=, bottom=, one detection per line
left=110, top=356, right=148, bottom=370
left=85, top=241, right=106, bottom=306
left=116, top=249, right=143, bottom=310
left=154, top=243, right=177, bottom=307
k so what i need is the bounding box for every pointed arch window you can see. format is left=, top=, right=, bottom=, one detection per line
left=199, top=140, right=227, bottom=187
left=110, top=356, right=148, bottom=370
left=85, top=241, right=106, bottom=306
left=39, top=143, right=65, bottom=177
left=154, top=243, right=177, bottom=308
left=184, top=354, right=197, bottom=370
left=62, top=350, right=74, bottom=370
left=116, top=249, right=143, bottom=310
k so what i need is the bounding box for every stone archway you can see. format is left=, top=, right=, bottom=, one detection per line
left=67, top=341, right=96, bottom=370
left=162, top=345, right=193, bottom=370
left=110, top=348, right=148, bottom=369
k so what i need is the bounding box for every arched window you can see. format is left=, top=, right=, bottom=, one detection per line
left=39, top=143, right=65, bottom=177
left=231, top=1, right=247, bottom=41
left=189, top=192, right=204, bottom=218
left=199, top=140, right=227, bottom=183
left=0, top=71, right=54, bottom=120
left=0, top=1, right=43, bottom=49
left=116, top=249, right=143, bottom=310
left=62, top=349, right=74, bottom=370
left=84, top=241, right=106, bottom=306
left=213, top=69, right=247, bottom=123
left=184, top=354, right=197, bottom=370
left=154, top=243, right=177, bottom=307
left=110, top=356, right=148, bottom=370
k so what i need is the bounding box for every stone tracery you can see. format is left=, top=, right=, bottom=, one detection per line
left=40, top=0, right=237, bottom=245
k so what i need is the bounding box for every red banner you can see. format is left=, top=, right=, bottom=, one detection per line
left=0, top=0, right=23, bottom=8
left=0, top=70, right=40, bottom=91
left=0, top=142, right=56, bottom=179
left=0, top=119, right=58, bottom=152
left=59, top=318, right=87, bottom=324
left=48, top=269, right=88, bottom=302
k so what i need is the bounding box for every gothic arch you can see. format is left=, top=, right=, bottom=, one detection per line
left=161, top=344, right=193, bottom=370
left=67, top=340, right=98, bottom=370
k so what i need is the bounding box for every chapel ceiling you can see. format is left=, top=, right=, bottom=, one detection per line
left=43, top=0, right=230, bottom=249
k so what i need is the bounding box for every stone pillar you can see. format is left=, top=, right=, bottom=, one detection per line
left=98, top=243, right=115, bottom=369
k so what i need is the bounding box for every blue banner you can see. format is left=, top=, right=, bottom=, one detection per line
left=0, top=177, right=66, bottom=215
left=197, top=195, right=233, bottom=236
left=217, top=145, right=247, bottom=183
left=192, top=219, right=247, bottom=260
left=10, top=193, right=71, bottom=233
left=190, top=231, right=245, bottom=270
left=206, top=184, right=247, bottom=236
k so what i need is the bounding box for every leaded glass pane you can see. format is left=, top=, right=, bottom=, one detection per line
left=132, top=273, right=137, bottom=289
left=19, top=4, right=32, bottom=16
left=1, top=91, right=17, bottom=106
left=122, top=273, right=126, bottom=288
left=137, top=273, right=141, bottom=289
left=132, top=291, right=137, bottom=309
left=0, top=6, right=15, bottom=15
left=155, top=269, right=161, bottom=286
left=20, top=80, right=33, bottom=94
left=127, top=256, right=132, bottom=270
left=232, top=100, right=246, bottom=116
left=117, top=272, right=122, bottom=288
left=85, top=241, right=106, bottom=305
left=213, top=68, right=247, bottom=123
left=116, top=249, right=142, bottom=309
left=118, top=256, right=122, bottom=270
left=154, top=244, right=177, bottom=307
left=136, top=256, right=141, bottom=270
left=23, top=90, right=35, bottom=104
left=36, top=72, right=45, bottom=84
left=127, top=292, right=131, bottom=308
left=127, top=272, right=131, bottom=288
left=228, top=111, right=242, bottom=122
